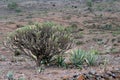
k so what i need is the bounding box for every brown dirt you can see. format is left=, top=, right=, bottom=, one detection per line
left=0, top=0, right=120, bottom=80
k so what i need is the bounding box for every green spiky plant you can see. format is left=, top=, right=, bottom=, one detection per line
left=70, top=49, right=98, bottom=67
left=70, top=49, right=86, bottom=67
left=85, top=51, right=98, bottom=66
left=7, top=71, right=14, bottom=80
left=5, top=22, right=73, bottom=66
left=55, top=55, right=66, bottom=68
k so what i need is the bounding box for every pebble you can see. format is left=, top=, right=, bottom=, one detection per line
left=88, top=70, right=96, bottom=75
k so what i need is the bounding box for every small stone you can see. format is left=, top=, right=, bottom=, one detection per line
left=62, top=75, right=70, bottom=80
left=64, top=57, right=71, bottom=65
left=77, top=75, right=85, bottom=80
left=0, top=32, right=3, bottom=34
left=88, top=70, right=96, bottom=75
left=73, top=74, right=78, bottom=78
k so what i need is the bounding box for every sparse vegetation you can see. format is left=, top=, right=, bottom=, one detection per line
left=0, top=0, right=120, bottom=79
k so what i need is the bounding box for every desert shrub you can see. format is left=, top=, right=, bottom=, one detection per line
left=7, top=2, right=18, bottom=10
left=5, top=22, right=73, bottom=66
left=7, top=2, right=21, bottom=12
left=86, top=0, right=93, bottom=12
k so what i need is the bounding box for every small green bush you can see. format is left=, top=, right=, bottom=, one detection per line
left=70, top=49, right=98, bottom=67
left=86, top=0, right=93, bottom=8
left=85, top=51, right=98, bottom=66
left=86, top=0, right=93, bottom=12
left=7, top=2, right=21, bottom=12
left=7, top=71, right=14, bottom=80
left=5, top=22, right=73, bottom=66
left=55, top=55, right=66, bottom=67
left=70, top=49, right=86, bottom=67
left=0, top=55, right=6, bottom=61
left=7, top=2, right=18, bottom=10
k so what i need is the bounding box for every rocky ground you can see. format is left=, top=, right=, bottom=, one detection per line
left=0, top=0, right=120, bottom=80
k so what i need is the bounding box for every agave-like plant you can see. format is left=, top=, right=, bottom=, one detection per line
left=70, top=49, right=86, bottom=67
left=85, top=51, right=98, bottom=66
left=70, top=49, right=98, bottom=67
left=7, top=71, right=14, bottom=80
left=55, top=55, right=66, bottom=67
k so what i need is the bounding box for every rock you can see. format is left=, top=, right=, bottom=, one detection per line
left=77, top=75, right=85, bottom=80
left=64, top=57, right=72, bottom=65
left=0, top=32, right=3, bottom=34
left=88, top=70, right=97, bottom=75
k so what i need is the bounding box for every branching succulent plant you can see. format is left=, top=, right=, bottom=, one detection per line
left=4, top=22, right=73, bottom=66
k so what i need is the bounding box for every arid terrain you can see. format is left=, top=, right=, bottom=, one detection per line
left=0, top=0, right=120, bottom=80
